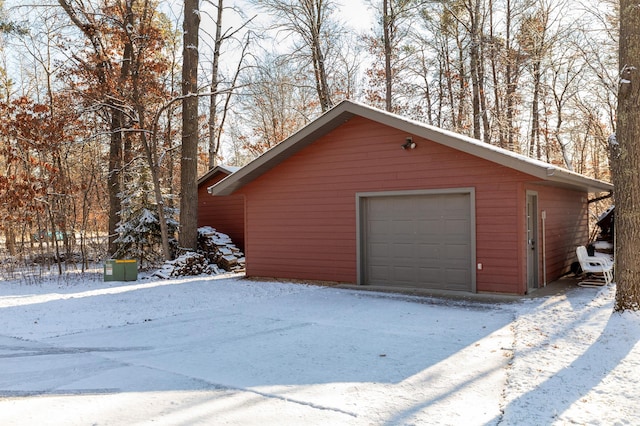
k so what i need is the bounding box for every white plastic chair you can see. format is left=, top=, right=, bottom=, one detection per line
left=575, top=246, right=614, bottom=287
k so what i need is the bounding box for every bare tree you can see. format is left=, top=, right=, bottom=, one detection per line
left=415, top=2, right=468, bottom=132
left=611, top=0, right=640, bottom=311
left=236, top=54, right=314, bottom=156
left=465, top=0, right=485, bottom=141
left=547, top=50, right=585, bottom=169
left=520, top=6, right=549, bottom=158
left=331, top=37, right=364, bottom=100
left=204, top=1, right=253, bottom=168
left=367, top=0, right=420, bottom=112
left=252, top=0, right=337, bottom=112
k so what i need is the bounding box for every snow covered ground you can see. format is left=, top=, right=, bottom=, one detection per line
left=0, top=272, right=638, bottom=425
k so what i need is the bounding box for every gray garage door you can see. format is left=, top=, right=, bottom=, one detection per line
left=361, top=192, right=473, bottom=292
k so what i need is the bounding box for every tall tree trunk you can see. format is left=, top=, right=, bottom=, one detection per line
left=489, top=0, right=504, bottom=147
left=139, top=113, right=172, bottom=261
left=529, top=60, right=541, bottom=158
left=306, top=0, right=332, bottom=112
left=442, top=41, right=456, bottom=127
left=5, top=229, right=16, bottom=256
left=504, top=0, right=518, bottom=151
left=107, top=110, right=123, bottom=255
left=383, top=0, right=392, bottom=112
left=553, top=101, right=572, bottom=170
left=455, top=29, right=466, bottom=132
left=468, top=0, right=482, bottom=140
left=129, top=11, right=173, bottom=262
left=209, top=0, right=223, bottom=169
left=255, top=0, right=335, bottom=113
left=479, top=37, right=490, bottom=144
left=179, top=0, right=200, bottom=251
left=612, top=0, right=640, bottom=311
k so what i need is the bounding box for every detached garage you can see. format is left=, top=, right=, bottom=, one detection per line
left=207, top=100, right=612, bottom=295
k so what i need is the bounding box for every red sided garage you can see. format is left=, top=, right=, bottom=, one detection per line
left=207, top=101, right=612, bottom=295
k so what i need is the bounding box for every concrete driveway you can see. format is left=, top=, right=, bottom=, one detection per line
left=0, top=276, right=515, bottom=425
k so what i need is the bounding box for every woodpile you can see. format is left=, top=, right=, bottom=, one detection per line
left=197, top=226, right=245, bottom=273
left=154, top=227, right=245, bottom=279
left=155, top=252, right=210, bottom=278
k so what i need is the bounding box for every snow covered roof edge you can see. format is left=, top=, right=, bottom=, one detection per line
left=198, top=164, right=240, bottom=187
left=208, top=100, right=613, bottom=196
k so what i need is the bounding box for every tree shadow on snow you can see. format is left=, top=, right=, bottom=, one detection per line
left=0, top=286, right=515, bottom=397
left=488, top=298, right=638, bottom=424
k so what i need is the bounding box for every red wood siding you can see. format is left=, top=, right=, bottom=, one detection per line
left=236, top=116, right=589, bottom=294
left=198, top=174, right=245, bottom=251
left=475, top=185, right=522, bottom=293
left=530, top=185, right=589, bottom=285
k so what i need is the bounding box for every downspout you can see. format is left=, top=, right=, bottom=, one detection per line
left=542, top=210, right=547, bottom=287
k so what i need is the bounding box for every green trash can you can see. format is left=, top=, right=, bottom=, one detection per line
left=104, top=259, right=138, bottom=282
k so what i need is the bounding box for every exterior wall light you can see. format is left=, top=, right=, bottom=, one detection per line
left=402, top=137, right=416, bottom=150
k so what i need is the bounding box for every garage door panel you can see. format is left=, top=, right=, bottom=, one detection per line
left=416, top=219, right=441, bottom=235
left=368, top=220, right=390, bottom=237
left=369, top=265, right=389, bottom=281
left=417, top=267, right=443, bottom=284
left=363, top=192, right=473, bottom=292
left=394, top=266, right=417, bottom=282
left=392, top=220, right=417, bottom=235
left=393, top=242, right=418, bottom=257
left=445, top=217, right=469, bottom=232
left=416, top=243, right=441, bottom=258
left=369, top=242, right=390, bottom=258
left=446, top=243, right=471, bottom=259
left=446, top=266, right=470, bottom=281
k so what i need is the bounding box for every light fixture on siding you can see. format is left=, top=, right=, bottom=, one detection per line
left=402, top=137, right=416, bottom=150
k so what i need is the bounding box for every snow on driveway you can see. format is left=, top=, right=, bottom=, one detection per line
left=0, top=273, right=638, bottom=425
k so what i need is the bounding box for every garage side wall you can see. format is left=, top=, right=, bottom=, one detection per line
left=237, top=117, right=546, bottom=293
left=198, top=175, right=245, bottom=251
left=531, top=185, right=589, bottom=284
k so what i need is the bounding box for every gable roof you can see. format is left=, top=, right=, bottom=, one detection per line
left=208, top=100, right=613, bottom=196
left=198, top=164, right=240, bottom=187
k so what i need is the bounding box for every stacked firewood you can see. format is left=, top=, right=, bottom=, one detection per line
left=197, top=226, right=245, bottom=273
left=154, top=227, right=245, bottom=278
left=155, top=252, right=210, bottom=278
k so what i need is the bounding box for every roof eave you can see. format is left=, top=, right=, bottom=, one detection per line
left=352, top=105, right=614, bottom=194
left=208, top=99, right=613, bottom=196
left=208, top=104, right=356, bottom=196
left=536, top=168, right=613, bottom=193
left=198, top=164, right=239, bottom=187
